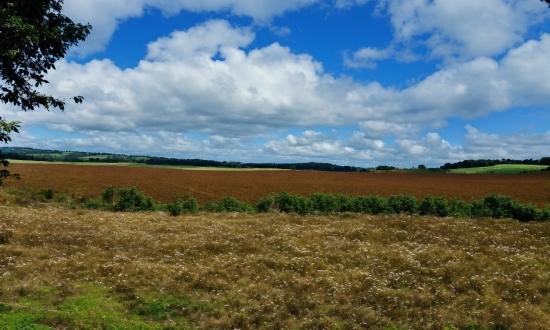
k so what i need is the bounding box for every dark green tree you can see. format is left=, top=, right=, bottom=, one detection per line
left=417, top=164, right=426, bottom=170
left=0, top=0, right=91, bottom=185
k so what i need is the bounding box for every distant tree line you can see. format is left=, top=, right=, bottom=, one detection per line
left=441, top=157, right=550, bottom=170
left=0, top=147, right=365, bottom=172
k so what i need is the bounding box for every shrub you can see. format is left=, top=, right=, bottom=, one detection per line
left=205, top=196, right=253, bottom=213
left=351, top=196, right=391, bottom=214
left=470, top=200, right=492, bottom=218
left=166, top=201, right=183, bottom=216
left=388, top=195, right=419, bottom=215
left=483, top=194, right=514, bottom=219
left=182, top=197, right=199, bottom=214
left=448, top=197, right=471, bottom=218
left=542, top=207, right=550, bottom=221
left=310, top=193, right=337, bottom=213
left=114, top=187, right=155, bottom=212
left=273, top=191, right=312, bottom=215
left=84, top=198, right=109, bottom=210
left=256, top=196, right=274, bottom=213
left=510, top=202, right=542, bottom=222
left=433, top=197, right=450, bottom=217
left=39, top=188, right=54, bottom=200
left=101, top=185, right=117, bottom=204
left=419, top=196, right=437, bottom=216
left=334, top=194, right=352, bottom=213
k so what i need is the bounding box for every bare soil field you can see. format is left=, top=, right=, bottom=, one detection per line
left=4, top=163, right=549, bottom=207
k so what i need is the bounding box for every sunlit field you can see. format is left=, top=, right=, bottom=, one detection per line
left=1, top=205, right=550, bottom=329
left=449, top=164, right=548, bottom=174
left=5, top=163, right=550, bottom=207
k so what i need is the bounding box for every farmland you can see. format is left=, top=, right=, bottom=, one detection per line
left=3, top=163, right=550, bottom=207
left=449, top=164, right=548, bottom=174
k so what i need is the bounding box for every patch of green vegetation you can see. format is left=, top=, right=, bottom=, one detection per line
left=449, top=164, right=548, bottom=174
left=0, top=286, right=211, bottom=329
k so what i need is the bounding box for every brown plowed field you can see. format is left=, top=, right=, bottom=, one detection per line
left=4, top=163, right=550, bottom=207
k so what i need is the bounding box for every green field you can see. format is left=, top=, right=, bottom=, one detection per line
left=449, top=164, right=548, bottom=174
left=7, top=159, right=285, bottom=171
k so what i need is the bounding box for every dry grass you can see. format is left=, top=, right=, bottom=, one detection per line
left=1, top=204, right=550, bottom=329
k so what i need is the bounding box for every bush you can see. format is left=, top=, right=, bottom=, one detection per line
left=101, top=185, right=117, bottom=204
left=114, top=187, right=155, bottom=212
left=182, top=196, right=199, bottom=214
left=166, top=201, right=183, bottom=216
left=388, top=195, right=419, bottom=215
left=167, top=195, right=199, bottom=216
left=448, top=197, right=470, bottom=218
left=334, top=194, right=352, bottom=213
left=39, top=188, right=54, bottom=200
left=273, top=191, right=312, bottom=215
left=350, top=196, right=391, bottom=214
left=542, top=207, right=550, bottom=221
left=433, top=197, right=449, bottom=217
left=510, top=202, right=542, bottom=222
left=256, top=196, right=274, bottom=213
left=470, top=200, right=492, bottom=218
left=419, top=196, right=437, bottom=216
left=310, top=193, right=337, bottom=213
left=84, top=198, right=109, bottom=210
left=483, top=194, right=514, bottom=219
left=205, top=196, right=253, bottom=213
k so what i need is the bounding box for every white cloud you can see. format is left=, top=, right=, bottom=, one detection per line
left=344, top=47, right=393, bottom=69
left=462, top=125, right=550, bottom=159
left=64, top=0, right=320, bottom=56
left=346, top=0, right=550, bottom=67
left=2, top=20, right=550, bottom=166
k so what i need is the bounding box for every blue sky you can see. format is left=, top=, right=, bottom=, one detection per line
left=1, top=0, right=550, bottom=167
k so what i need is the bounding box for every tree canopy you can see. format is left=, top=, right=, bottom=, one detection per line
left=0, top=0, right=91, bottom=111
left=543, top=0, right=550, bottom=6
left=0, top=0, right=91, bottom=184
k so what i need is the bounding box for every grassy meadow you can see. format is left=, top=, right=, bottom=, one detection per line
left=448, top=164, right=548, bottom=174
left=1, top=203, right=550, bottom=329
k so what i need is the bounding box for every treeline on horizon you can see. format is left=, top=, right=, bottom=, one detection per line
left=2, top=147, right=549, bottom=172
left=441, top=157, right=550, bottom=170
left=0, top=147, right=364, bottom=172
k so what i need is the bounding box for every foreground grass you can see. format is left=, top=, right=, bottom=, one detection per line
left=1, top=206, right=550, bottom=329
left=449, top=164, right=548, bottom=174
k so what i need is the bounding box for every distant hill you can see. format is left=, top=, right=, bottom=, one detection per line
left=441, top=157, right=550, bottom=170
left=0, top=147, right=368, bottom=172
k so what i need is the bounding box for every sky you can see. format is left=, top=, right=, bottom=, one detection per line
left=1, top=0, right=550, bottom=167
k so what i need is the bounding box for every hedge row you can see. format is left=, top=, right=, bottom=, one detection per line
left=81, top=187, right=550, bottom=222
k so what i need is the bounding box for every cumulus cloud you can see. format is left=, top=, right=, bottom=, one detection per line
left=344, top=47, right=393, bottom=69
left=3, top=22, right=550, bottom=141
left=64, top=0, right=321, bottom=56
left=345, top=0, right=550, bottom=67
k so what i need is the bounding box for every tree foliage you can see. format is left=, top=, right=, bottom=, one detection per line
left=1, top=0, right=91, bottom=111
left=0, top=0, right=90, bottom=185
left=543, top=0, right=550, bottom=7
left=0, top=119, right=21, bottom=185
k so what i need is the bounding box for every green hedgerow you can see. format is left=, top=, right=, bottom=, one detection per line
left=273, top=191, right=312, bottom=215
left=448, top=197, right=471, bottom=218
left=114, top=187, right=155, bottom=212
left=256, top=196, right=274, bottom=213
left=388, top=195, right=419, bottom=215
left=205, top=196, right=253, bottom=213
left=350, top=196, right=391, bottom=214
